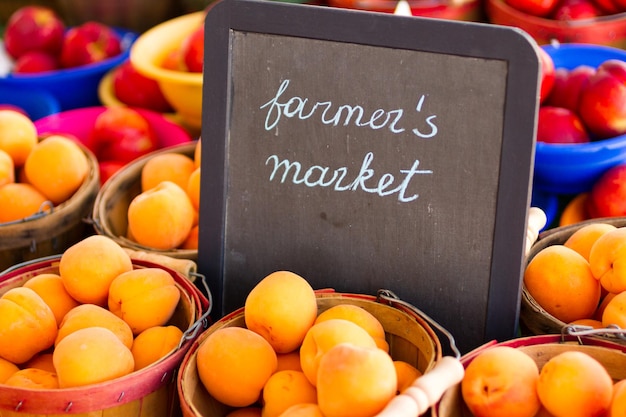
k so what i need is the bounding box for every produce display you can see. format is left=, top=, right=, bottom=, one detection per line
left=504, top=0, right=624, bottom=20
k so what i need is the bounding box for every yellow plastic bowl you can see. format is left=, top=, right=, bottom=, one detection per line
left=129, top=12, right=204, bottom=131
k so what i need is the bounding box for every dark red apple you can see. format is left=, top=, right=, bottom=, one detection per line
left=112, top=60, right=174, bottom=113
left=181, top=26, right=204, bottom=73
left=537, top=106, right=590, bottom=144
left=591, top=0, right=622, bottom=13
left=98, top=160, right=126, bottom=186
left=3, top=6, right=65, bottom=60
left=505, top=0, right=559, bottom=16
left=610, top=0, right=626, bottom=12
left=538, top=47, right=555, bottom=104
left=552, top=0, right=602, bottom=19
left=12, top=50, right=59, bottom=73
left=546, top=65, right=596, bottom=112
left=578, top=59, right=626, bottom=139
left=587, top=164, right=626, bottom=218
left=60, top=21, right=122, bottom=68
left=89, top=107, right=159, bottom=164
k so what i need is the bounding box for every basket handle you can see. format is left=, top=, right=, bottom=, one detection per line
left=178, top=272, right=213, bottom=350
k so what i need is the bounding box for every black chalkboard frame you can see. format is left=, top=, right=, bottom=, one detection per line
left=197, top=0, right=540, bottom=353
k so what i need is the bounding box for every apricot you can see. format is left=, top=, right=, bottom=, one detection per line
left=244, top=271, right=317, bottom=354
left=23, top=273, right=80, bottom=325
left=300, top=318, right=378, bottom=386
left=56, top=303, right=134, bottom=349
left=127, top=180, right=195, bottom=250
left=315, top=304, right=387, bottom=352
left=59, top=235, right=133, bottom=306
left=558, top=193, right=590, bottom=227
left=537, top=350, right=613, bottom=417
left=131, top=325, right=183, bottom=370
left=277, top=350, right=303, bottom=372
left=4, top=368, right=58, bottom=389
left=394, top=360, right=422, bottom=394
left=108, top=267, right=181, bottom=334
left=0, top=287, right=57, bottom=364
left=0, top=357, right=19, bottom=383
left=317, top=343, right=397, bottom=417
left=461, top=346, right=540, bottom=417
left=568, top=318, right=604, bottom=329
left=0, top=182, right=49, bottom=223
left=277, top=404, right=325, bottom=417
left=0, top=148, right=15, bottom=187
left=24, top=135, right=89, bottom=204
left=194, top=139, right=201, bottom=168
left=589, top=227, right=626, bottom=293
left=187, top=167, right=201, bottom=210
left=262, top=370, right=318, bottom=417
left=196, top=326, right=277, bottom=408
left=141, top=152, right=195, bottom=192
left=595, top=292, right=617, bottom=321
left=181, top=224, right=199, bottom=250
left=53, top=326, right=134, bottom=388
left=601, top=291, right=626, bottom=329
left=609, top=379, right=626, bottom=417
left=564, top=223, right=617, bottom=262
left=524, top=245, right=601, bottom=323
left=226, top=408, right=263, bottom=417
left=0, top=109, right=37, bottom=166
left=24, top=352, right=56, bottom=373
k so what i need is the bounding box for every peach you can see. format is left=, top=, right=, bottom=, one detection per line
left=589, top=227, right=626, bottom=293
left=108, top=267, right=181, bottom=335
left=461, top=346, right=540, bottom=417
left=53, top=326, right=134, bottom=388
left=601, top=291, right=626, bottom=329
left=0, top=109, right=37, bottom=166
left=300, top=318, right=378, bottom=387
left=564, top=223, right=617, bottom=262
left=315, top=304, right=387, bottom=352
left=0, top=182, right=49, bottom=223
left=245, top=271, right=317, bottom=354
left=317, top=343, right=397, bottom=417
left=23, top=272, right=80, bottom=325
left=537, top=350, right=613, bottom=417
left=141, top=152, right=195, bottom=192
left=127, top=180, right=195, bottom=250
left=59, top=235, right=133, bottom=306
left=56, top=303, right=134, bottom=349
left=277, top=404, right=325, bottom=417
left=0, top=287, right=57, bottom=364
left=394, top=360, right=422, bottom=394
left=4, top=368, right=58, bottom=389
left=0, top=357, right=19, bottom=383
left=276, top=350, right=303, bottom=372
left=131, top=325, right=183, bottom=370
left=0, top=148, right=15, bottom=187
left=226, top=408, right=263, bottom=417
left=196, top=326, right=278, bottom=407
left=262, top=370, right=318, bottom=417
left=24, top=352, right=55, bottom=373
left=609, top=378, right=626, bottom=417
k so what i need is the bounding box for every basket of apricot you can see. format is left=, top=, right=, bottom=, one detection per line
left=92, top=141, right=200, bottom=261
left=521, top=217, right=626, bottom=344
left=0, top=234, right=209, bottom=416
left=177, top=270, right=466, bottom=417
left=0, top=109, right=100, bottom=272
left=433, top=334, right=626, bottom=417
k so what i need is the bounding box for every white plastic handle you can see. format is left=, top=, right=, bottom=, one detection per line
left=525, top=207, right=547, bottom=257
left=375, top=356, right=465, bottom=417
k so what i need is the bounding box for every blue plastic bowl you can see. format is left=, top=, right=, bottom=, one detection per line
left=534, top=43, right=626, bottom=195
left=0, top=85, right=61, bottom=120
left=0, top=28, right=137, bottom=111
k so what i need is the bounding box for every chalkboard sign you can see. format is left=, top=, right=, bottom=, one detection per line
left=197, top=0, right=540, bottom=353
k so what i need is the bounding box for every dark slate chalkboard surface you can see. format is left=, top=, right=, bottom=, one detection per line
left=197, top=0, right=540, bottom=353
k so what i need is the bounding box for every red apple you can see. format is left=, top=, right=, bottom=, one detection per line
left=546, top=65, right=596, bottom=112
left=89, top=107, right=159, bottom=164
left=12, top=50, right=59, bottom=73
left=578, top=59, right=626, bottom=140
left=505, top=0, right=559, bottom=16
left=610, top=0, right=626, bottom=12
left=181, top=26, right=204, bottom=73
left=112, top=60, right=174, bottom=113
left=591, top=0, right=622, bottom=13
left=60, top=21, right=122, bottom=68
left=552, top=0, right=602, bottom=18
left=98, top=160, right=126, bottom=186
left=3, top=6, right=65, bottom=60
left=537, top=106, right=590, bottom=144
left=538, top=47, right=555, bottom=104
left=587, top=164, right=626, bottom=218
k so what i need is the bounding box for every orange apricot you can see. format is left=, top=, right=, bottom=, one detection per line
left=558, top=193, right=590, bottom=227
left=524, top=245, right=601, bottom=323
left=608, top=379, right=626, bottom=417
left=277, top=350, right=303, bottom=372
left=601, top=291, right=626, bottom=329
left=4, top=368, right=58, bottom=389
left=108, top=267, right=181, bottom=334
left=196, top=326, right=278, bottom=408
left=194, top=139, right=201, bottom=168
left=0, top=357, right=19, bottom=383
left=315, top=304, right=387, bottom=352
left=564, top=223, right=617, bottom=262
left=127, top=180, right=195, bottom=250
left=24, top=352, right=56, bottom=373
left=24, top=135, right=89, bottom=204
left=568, top=318, right=604, bottom=329
left=589, top=227, right=626, bottom=293
left=537, top=350, right=613, bottom=417
left=0, top=109, right=37, bottom=166
left=277, top=404, right=325, bottom=417
left=0, top=182, right=49, bottom=223
left=595, top=292, right=617, bottom=321
left=53, top=326, right=134, bottom=388
left=141, top=151, right=195, bottom=192
left=317, top=343, right=397, bottom=417
left=59, top=235, right=133, bottom=306
left=23, top=273, right=80, bottom=325
left=0, top=287, right=57, bottom=364
left=226, top=408, right=263, bottom=417
left=186, top=166, right=201, bottom=211
left=131, top=325, right=183, bottom=370
left=181, top=224, right=199, bottom=250
left=394, top=360, right=422, bottom=394
left=0, top=148, right=15, bottom=187
left=262, top=370, right=318, bottom=417
left=56, top=303, right=134, bottom=349
left=244, top=271, right=318, bottom=354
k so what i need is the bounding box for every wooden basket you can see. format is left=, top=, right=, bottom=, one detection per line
left=0, top=143, right=99, bottom=272
left=0, top=255, right=210, bottom=417
left=177, top=290, right=452, bottom=417
left=92, top=142, right=197, bottom=262
left=521, top=217, right=626, bottom=344
left=433, top=334, right=626, bottom=417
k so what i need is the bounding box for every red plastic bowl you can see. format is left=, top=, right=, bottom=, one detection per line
left=327, top=0, right=484, bottom=21
left=486, top=0, right=626, bottom=48
left=34, top=106, right=192, bottom=150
